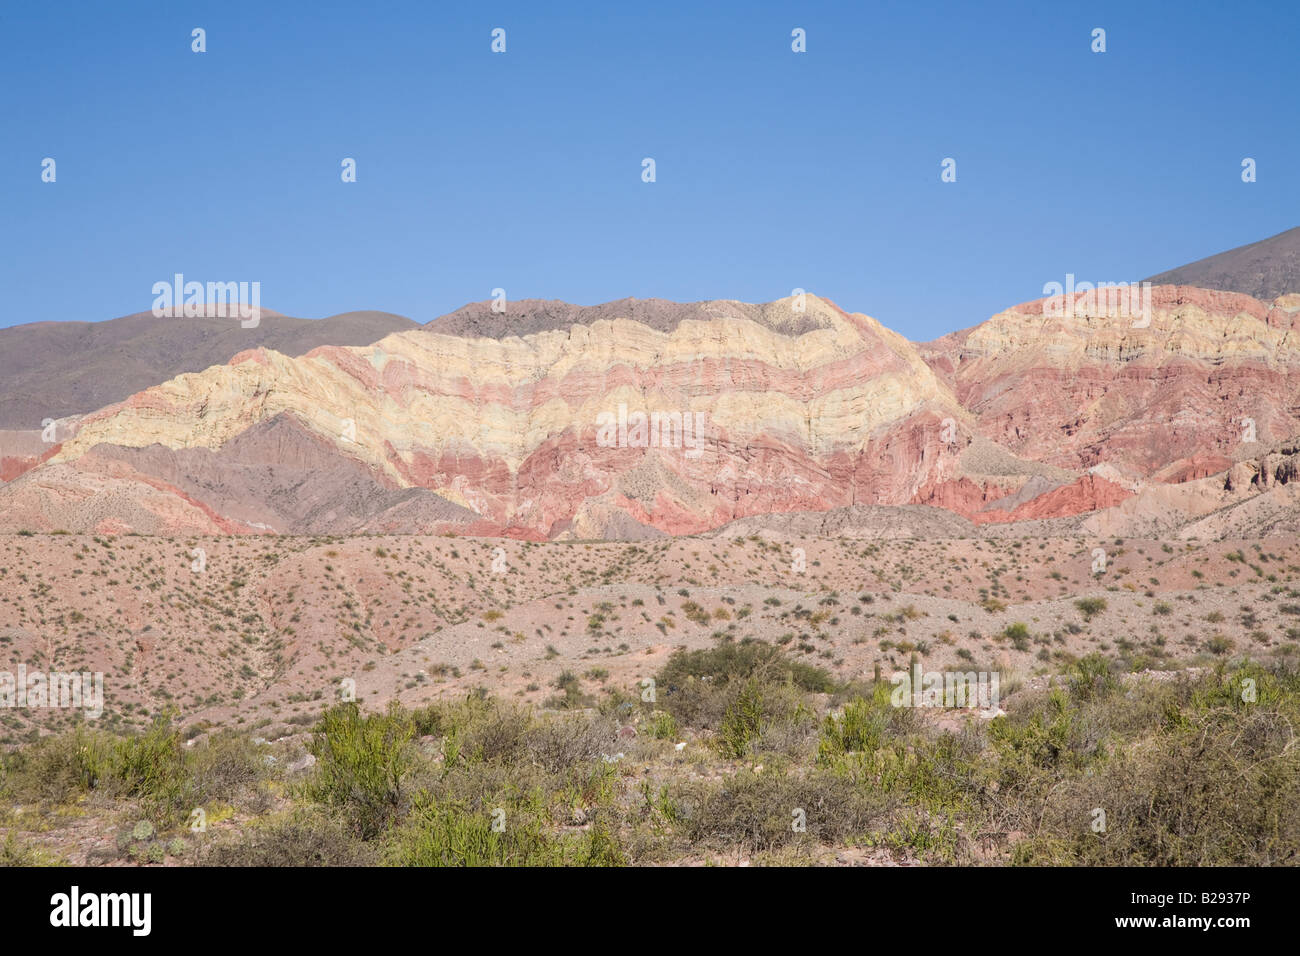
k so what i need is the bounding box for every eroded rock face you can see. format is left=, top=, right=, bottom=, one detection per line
left=0, top=430, right=56, bottom=481
left=2, top=287, right=1297, bottom=538
left=4, top=296, right=976, bottom=536
left=927, top=286, right=1300, bottom=481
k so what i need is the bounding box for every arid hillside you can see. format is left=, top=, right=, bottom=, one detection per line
left=3, top=286, right=1299, bottom=539
left=2, top=527, right=1296, bottom=741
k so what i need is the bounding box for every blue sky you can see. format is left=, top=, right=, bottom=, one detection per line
left=1, top=0, right=1296, bottom=340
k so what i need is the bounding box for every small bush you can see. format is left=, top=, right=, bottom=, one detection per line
left=306, top=703, right=416, bottom=839
left=388, top=799, right=623, bottom=867
left=1074, top=598, right=1107, bottom=621
left=205, top=809, right=379, bottom=866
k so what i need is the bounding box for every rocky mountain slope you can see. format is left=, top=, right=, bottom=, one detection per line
left=3, top=296, right=988, bottom=536
left=1145, top=226, right=1300, bottom=302
left=0, top=308, right=418, bottom=428
left=922, top=286, right=1300, bottom=480
left=2, top=272, right=1299, bottom=539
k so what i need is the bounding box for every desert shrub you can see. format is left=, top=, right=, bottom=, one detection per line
left=1, top=720, right=268, bottom=826
left=544, top=670, right=596, bottom=710
left=0, top=833, right=62, bottom=866
left=387, top=798, right=623, bottom=867
left=987, top=689, right=1099, bottom=802
left=703, top=675, right=818, bottom=760
left=714, top=679, right=766, bottom=759
left=1014, top=711, right=1299, bottom=865
left=667, top=767, right=884, bottom=853
left=460, top=702, right=535, bottom=763
left=657, top=643, right=833, bottom=694
left=188, top=730, right=266, bottom=805
left=752, top=692, right=820, bottom=759
left=204, top=808, right=379, bottom=866
left=0, top=725, right=112, bottom=805
left=524, top=713, right=618, bottom=773
left=434, top=697, right=534, bottom=766
left=817, top=700, right=982, bottom=861
left=413, top=755, right=549, bottom=812
left=1205, top=634, right=1234, bottom=656
left=1182, top=661, right=1289, bottom=713
left=1074, top=597, right=1107, bottom=621
left=1067, top=653, right=1119, bottom=703
left=652, top=674, right=734, bottom=730
left=644, top=711, right=679, bottom=740
left=1002, top=622, right=1031, bottom=650
left=409, top=704, right=450, bottom=738
left=98, top=715, right=193, bottom=825
left=657, top=643, right=832, bottom=730
left=108, top=716, right=186, bottom=794
left=818, top=682, right=912, bottom=759
left=679, top=601, right=711, bottom=625
left=997, top=663, right=1300, bottom=865
left=306, top=703, right=416, bottom=838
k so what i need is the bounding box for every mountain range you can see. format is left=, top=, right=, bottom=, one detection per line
left=2, top=227, right=1299, bottom=541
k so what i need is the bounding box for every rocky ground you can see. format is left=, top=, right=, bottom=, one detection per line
left=0, top=527, right=1296, bottom=867
left=1, top=529, right=1296, bottom=741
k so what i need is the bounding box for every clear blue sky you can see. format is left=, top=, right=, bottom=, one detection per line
left=2, top=0, right=1296, bottom=340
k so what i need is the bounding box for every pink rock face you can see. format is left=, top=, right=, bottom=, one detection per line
left=931, top=285, right=1300, bottom=480
left=1, top=287, right=1296, bottom=538
left=0, top=454, right=41, bottom=482
left=915, top=477, right=1018, bottom=517
left=0, top=431, right=57, bottom=482
left=972, top=475, right=1132, bottom=524
left=1153, top=455, right=1236, bottom=484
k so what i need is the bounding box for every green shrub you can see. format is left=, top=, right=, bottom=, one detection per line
left=387, top=799, right=623, bottom=866
left=1067, top=653, right=1118, bottom=703
left=668, top=767, right=884, bottom=853
left=0, top=725, right=111, bottom=805
left=0, top=833, right=62, bottom=866
left=818, top=683, right=899, bottom=759
left=644, top=711, right=679, bottom=741
left=657, top=643, right=833, bottom=694
left=1002, top=622, right=1031, bottom=651
left=306, top=703, right=416, bottom=838
left=1205, top=635, right=1234, bottom=656
left=1074, top=598, right=1107, bottom=621
left=715, top=679, right=766, bottom=759
left=657, top=643, right=832, bottom=731
left=188, top=730, right=266, bottom=805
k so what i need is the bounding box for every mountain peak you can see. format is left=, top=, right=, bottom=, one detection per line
left=1144, top=225, right=1300, bottom=301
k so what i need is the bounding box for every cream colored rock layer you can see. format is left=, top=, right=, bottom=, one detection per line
left=53, top=296, right=961, bottom=482
left=965, top=290, right=1300, bottom=366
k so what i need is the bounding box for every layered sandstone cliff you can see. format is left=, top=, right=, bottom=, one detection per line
left=2, top=287, right=1296, bottom=539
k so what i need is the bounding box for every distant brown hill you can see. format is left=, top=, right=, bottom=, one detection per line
left=1145, top=226, right=1300, bottom=300
left=0, top=309, right=418, bottom=428
left=86, top=413, right=478, bottom=534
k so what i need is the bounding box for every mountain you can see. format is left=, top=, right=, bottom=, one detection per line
left=1144, top=226, right=1300, bottom=301
left=1, top=295, right=991, bottom=537
left=922, top=285, right=1300, bottom=482
left=0, top=308, right=419, bottom=428
left=4, top=274, right=1300, bottom=539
